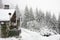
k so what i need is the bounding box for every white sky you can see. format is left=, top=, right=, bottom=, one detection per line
left=3, top=0, right=60, bottom=20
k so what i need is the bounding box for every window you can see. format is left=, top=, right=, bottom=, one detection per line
left=9, top=13, right=11, bottom=15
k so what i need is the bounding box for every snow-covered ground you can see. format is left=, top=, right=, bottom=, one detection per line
left=0, top=28, right=60, bottom=40
left=21, top=28, right=60, bottom=40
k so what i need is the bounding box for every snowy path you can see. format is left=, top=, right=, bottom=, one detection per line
left=21, top=28, right=60, bottom=40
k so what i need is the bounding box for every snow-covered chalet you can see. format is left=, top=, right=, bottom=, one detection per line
left=0, top=0, right=21, bottom=37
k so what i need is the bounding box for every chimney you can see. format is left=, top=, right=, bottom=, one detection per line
left=4, top=5, right=9, bottom=9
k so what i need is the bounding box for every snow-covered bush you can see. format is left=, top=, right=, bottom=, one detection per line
left=40, top=26, right=58, bottom=37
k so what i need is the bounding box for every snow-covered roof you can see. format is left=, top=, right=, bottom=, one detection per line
left=0, top=9, right=15, bottom=21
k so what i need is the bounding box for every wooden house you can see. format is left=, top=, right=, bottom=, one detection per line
left=0, top=7, right=20, bottom=37
left=0, top=0, right=21, bottom=37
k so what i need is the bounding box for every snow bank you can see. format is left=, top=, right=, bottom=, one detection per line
left=21, top=28, right=60, bottom=40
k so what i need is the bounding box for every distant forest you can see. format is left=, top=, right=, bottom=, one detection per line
left=21, top=6, right=60, bottom=34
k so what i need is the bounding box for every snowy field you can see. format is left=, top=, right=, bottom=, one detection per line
left=0, top=28, right=60, bottom=40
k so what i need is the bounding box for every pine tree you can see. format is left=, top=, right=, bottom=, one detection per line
left=24, top=6, right=35, bottom=22
left=58, top=14, right=60, bottom=34
left=39, top=10, right=44, bottom=21
left=22, top=6, right=35, bottom=28
left=24, top=6, right=29, bottom=22
left=46, top=12, right=51, bottom=22
left=29, top=7, right=35, bottom=21
left=35, top=9, right=44, bottom=22
left=51, top=14, right=57, bottom=30
left=45, top=11, right=51, bottom=27
left=35, top=8, right=39, bottom=22
left=35, top=9, right=45, bottom=28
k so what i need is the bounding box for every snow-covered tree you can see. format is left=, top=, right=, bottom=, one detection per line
left=38, top=10, right=44, bottom=21
left=35, top=9, right=44, bottom=22
left=35, top=9, right=46, bottom=28
left=51, top=14, right=57, bottom=30
left=58, top=13, right=60, bottom=34
left=22, top=6, right=29, bottom=28
left=24, top=6, right=35, bottom=22
left=35, top=8, right=39, bottom=22
left=24, top=6, right=29, bottom=22
left=45, top=12, right=51, bottom=27
left=29, top=7, right=35, bottom=21
left=46, top=12, right=51, bottom=22
left=22, top=6, right=35, bottom=28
